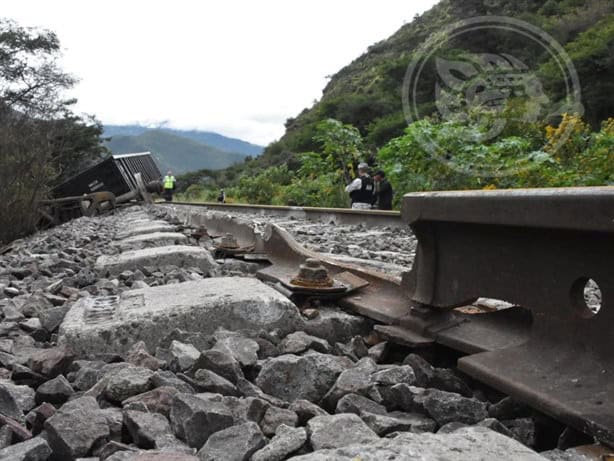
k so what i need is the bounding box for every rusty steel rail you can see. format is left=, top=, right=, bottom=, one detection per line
left=402, top=186, right=614, bottom=446
left=162, top=201, right=403, bottom=228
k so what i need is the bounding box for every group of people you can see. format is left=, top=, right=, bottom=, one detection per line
left=345, top=162, right=393, bottom=210
left=162, top=163, right=393, bottom=210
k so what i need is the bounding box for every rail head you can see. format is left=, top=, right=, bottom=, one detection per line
left=172, top=201, right=400, bottom=217
left=163, top=201, right=403, bottom=228
left=402, top=186, right=614, bottom=232
left=402, top=186, right=614, bottom=445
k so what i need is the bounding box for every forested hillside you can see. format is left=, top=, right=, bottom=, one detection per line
left=180, top=0, right=614, bottom=206
left=268, top=0, right=614, bottom=161
left=0, top=19, right=107, bottom=243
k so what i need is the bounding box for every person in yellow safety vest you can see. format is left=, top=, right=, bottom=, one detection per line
left=162, top=170, right=176, bottom=202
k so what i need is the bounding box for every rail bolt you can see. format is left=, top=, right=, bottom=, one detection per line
left=191, top=225, right=208, bottom=241
left=290, top=258, right=334, bottom=288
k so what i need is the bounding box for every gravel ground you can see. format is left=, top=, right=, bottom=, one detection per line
left=0, top=206, right=596, bottom=460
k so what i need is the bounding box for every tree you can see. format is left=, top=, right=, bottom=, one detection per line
left=0, top=19, right=107, bottom=243
left=0, top=19, right=73, bottom=117
left=314, top=119, right=365, bottom=184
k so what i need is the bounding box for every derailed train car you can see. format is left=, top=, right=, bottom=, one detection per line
left=39, top=152, right=162, bottom=228
left=52, top=152, right=162, bottom=198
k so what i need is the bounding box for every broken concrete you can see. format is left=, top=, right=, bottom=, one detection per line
left=113, top=232, right=188, bottom=250
left=117, top=222, right=177, bottom=239
left=95, top=245, right=218, bottom=278
left=59, top=278, right=304, bottom=355
left=290, top=426, right=546, bottom=460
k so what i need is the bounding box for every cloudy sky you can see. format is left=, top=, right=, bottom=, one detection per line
left=4, top=1, right=438, bottom=146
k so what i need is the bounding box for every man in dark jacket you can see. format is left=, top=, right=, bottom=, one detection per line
left=373, top=170, right=393, bottom=210
left=345, top=162, right=374, bottom=209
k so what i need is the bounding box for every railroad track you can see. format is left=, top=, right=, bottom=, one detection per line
left=160, top=187, right=614, bottom=449
left=166, top=200, right=404, bottom=228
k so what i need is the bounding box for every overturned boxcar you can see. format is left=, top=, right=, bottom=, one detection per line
left=52, top=152, right=162, bottom=198
left=39, top=152, right=162, bottom=229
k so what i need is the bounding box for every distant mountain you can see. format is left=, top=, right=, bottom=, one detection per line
left=105, top=129, right=249, bottom=175
left=104, top=125, right=264, bottom=157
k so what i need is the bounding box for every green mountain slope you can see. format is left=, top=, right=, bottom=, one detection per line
left=258, top=0, right=614, bottom=167
left=104, top=125, right=264, bottom=157
left=106, top=130, right=248, bottom=174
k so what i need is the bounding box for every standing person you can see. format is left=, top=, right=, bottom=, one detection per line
left=217, top=188, right=226, bottom=203
left=373, top=170, right=393, bottom=210
left=162, top=171, right=176, bottom=202
left=345, top=162, right=374, bottom=209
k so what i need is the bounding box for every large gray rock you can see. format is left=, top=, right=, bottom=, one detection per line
left=197, top=421, right=265, bottom=461
left=122, top=386, right=179, bottom=417
left=402, top=353, right=435, bottom=387
left=302, top=308, right=371, bottom=344
left=100, top=408, right=124, bottom=442
left=291, top=427, right=547, bottom=460
left=169, top=393, right=234, bottom=449
left=94, top=245, right=217, bottom=278
left=59, top=278, right=303, bottom=356
left=0, top=380, right=35, bottom=414
left=25, top=403, right=56, bottom=436
left=170, top=340, right=201, bottom=372
left=261, top=406, right=298, bottom=437
left=402, top=354, right=472, bottom=396
left=415, top=388, right=488, bottom=425
left=109, top=452, right=199, bottom=461
left=35, top=375, right=74, bottom=405
left=380, top=383, right=427, bottom=412
left=27, top=345, right=75, bottom=377
left=504, top=417, right=537, bottom=447
left=0, top=436, right=51, bottom=461
left=212, top=330, right=260, bottom=368
left=321, top=358, right=377, bottom=409
left=430, top=368, right=473, bottom=397
left=152, top=371, right=195, bottom=394
left=39, top=305, right=70, bottom=333
left=335, top=393, right=386, bottom=416
left=126, top=341, right=165, bottom=371
left=0, top=424, right=11, bottom=449
left=252, top=425, right=307, bottom=461
left=541, top=448, right=594, bottom=461
left=370, top=365, right=416, bottom=387
left=289, top=399, right=328, bottom=425
left=477, top=418, right=516, bottom=439
left=307, top=414, right=379, bottom=450
left=488, top=396, right=531, bottom=420
left=235, top=378, right=289, bottom=409
left=222, top=396, right=269, bottom=425
left=191, top=369, right=239, bottom=396
left=43, top=396, right=110, bottom=459
left=104, top=366, right=154, bottom=402
left=0, top=383, right=26, bottom=422
left=194, top=349, right=243, bottom=384
left=280, top=332, right=331, bottom=355
left=256, top=353, right=352, bottom=403
left=123, top=410, right=172, bottom=449
left=360, top=410, right=437, bottom=435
